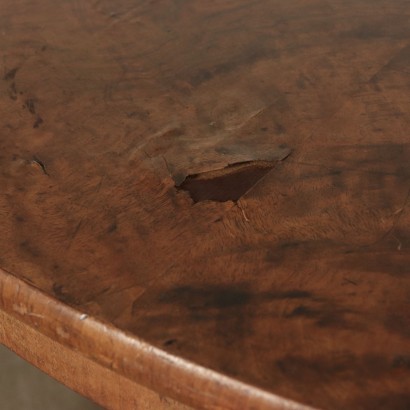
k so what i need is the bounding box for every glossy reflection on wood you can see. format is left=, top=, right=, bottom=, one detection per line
left=0, top=0, right=409, bottom=409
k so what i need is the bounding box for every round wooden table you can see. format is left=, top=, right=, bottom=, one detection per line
left=1, top=1, right=409, bottom=409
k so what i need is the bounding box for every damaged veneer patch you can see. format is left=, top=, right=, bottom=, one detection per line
left=177, top=160, right=277, bottom=202
left=174, top=145, right=291, bottom=202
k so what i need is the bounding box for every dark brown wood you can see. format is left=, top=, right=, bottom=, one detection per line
left=0, top=0, right=409, bottom=409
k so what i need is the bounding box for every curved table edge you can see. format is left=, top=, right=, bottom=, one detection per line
left=0, top=267, right=315, bottom=410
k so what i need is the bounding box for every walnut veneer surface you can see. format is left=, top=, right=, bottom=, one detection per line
left=0, top=1, right=409, bottom=409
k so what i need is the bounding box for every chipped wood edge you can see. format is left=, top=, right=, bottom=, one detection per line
left=0, top=267, right=315, bottom=410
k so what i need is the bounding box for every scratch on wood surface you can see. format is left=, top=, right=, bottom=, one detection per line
left=224, top=106, right=267, bottom=131
left=343, top=278, right=358, bottom=286
left=236, top=201, right=250, bottom=222
left=68, top=219, right=84, bottom=249
left=12, top=303, right=44, bottom=318
left=31, top=156, right=49, bottom=175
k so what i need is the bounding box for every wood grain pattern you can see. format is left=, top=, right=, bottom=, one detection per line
left=0, top=308, right=193, bottom=410
left=0, top=0, right=409, bottom=409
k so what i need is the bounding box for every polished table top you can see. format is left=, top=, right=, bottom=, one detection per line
left=0, top=1, right=409, bottom=409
